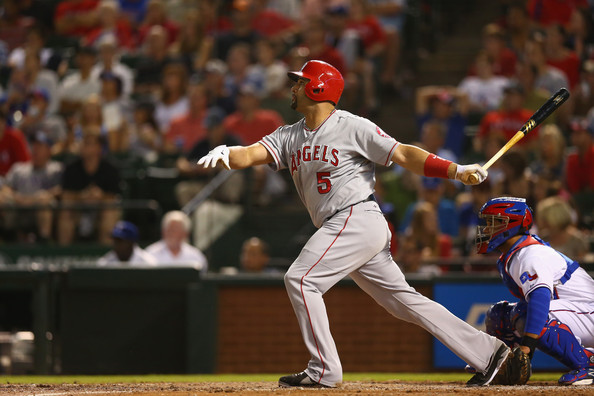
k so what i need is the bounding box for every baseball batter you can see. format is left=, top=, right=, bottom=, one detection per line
left=476, top=197, right=594, bottom=385
left=199, top=60, right=523, bottom=387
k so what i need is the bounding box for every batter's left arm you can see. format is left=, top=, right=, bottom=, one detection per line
left=391, top=144, right=488, bottom=185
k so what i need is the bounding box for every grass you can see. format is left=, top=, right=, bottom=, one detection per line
left=0, top=372, right=563, bottom=384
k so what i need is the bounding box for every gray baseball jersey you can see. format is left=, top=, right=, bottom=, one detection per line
left=259, top=109, right=506, bottom=387
left=261, top=109, right=398, bottom=227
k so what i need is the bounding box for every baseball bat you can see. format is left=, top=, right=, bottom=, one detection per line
left=468, top=87, right=570, bottom=184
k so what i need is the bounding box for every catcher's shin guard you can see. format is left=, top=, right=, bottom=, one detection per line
left=537, top=319, right=594, bottom=370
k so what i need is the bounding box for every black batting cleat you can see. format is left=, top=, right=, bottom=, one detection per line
left=466, top=343, right=512, bottom=386
left=278, top=371, right=328, bottom=388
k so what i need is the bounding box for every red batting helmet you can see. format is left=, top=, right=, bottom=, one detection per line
left=287, top=60, right=344, bottom=105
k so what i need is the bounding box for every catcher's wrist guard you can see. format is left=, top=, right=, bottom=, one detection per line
left=520, top=336, right=538, bottom=359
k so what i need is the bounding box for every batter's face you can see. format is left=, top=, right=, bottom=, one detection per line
left=290, top=78, right=308, bottom=111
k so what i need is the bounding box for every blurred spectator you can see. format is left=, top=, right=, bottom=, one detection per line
left=0, top=0, right=35, bottom=52
left=17, top=0, right=56, bottom=34
left=58, top=45, right=101, bottom=114
left=297, top=17, right=347, bottom=76
left=57, top=128, right=121, bottom=245
left=526, top=0, right=585, bottom=28
left=164, top=79, right=208, bottom=154
left=223, top=42, right=265, bottom=105
left=536, top=196, right=589, bottom=261
left=573, top=60, right=594, bottom=116
left=7, top=24, right=58, bottom=71
left=99, top=71, right=130, bottom=153
left=175, top=107, right=244, bottom=206
left=565, top=117, right=594, bottom=195
left=53, top=0, right=100, bottom=38
left=544, top=24, right=580, bottom=90
left=458, top=51, right=509, bottom=119
left=73, top=94, right=107, bottom=143
left=529, top=124, right=566, bottom=180
left=327, top=3, right=379, bottom=114
left=51, top=110, right=82, bottom=161
left=456, top=178, right=492, bottom=255
left=476, top=82, right=539, bottom=155
left=0, top=110, right=30, bottom=176
left=84, top=0, right=134, bottom=49
left=0, top=131, right=62, bottom=243
left=224, top=82, right=283, bottom=146
left=348, top=0, right=387, bottom=63
left=170, top=9, right=213, bottom=71
left=266, top=0, right=300, bottom=21
left=91, top=33, right=134, bottom=99
left=367, top=0, right=405, bottom=89
left=415, top=86, right=469, bottom=159
left=19, top=88, right=67, bottom=144
left=97, top=220, right=157, bottom=265
left=134, top=25, right=170, bottom=95
left=492, top=150, right=531, bottom=201
left=515, top=60, right=556, bottom=124
left=145, top=210, right=208, bottom=271
left=524, top=35, right=570, bottom=95
left=212, top=0, right=261, bottom=61
left=503, top=4, right=531, bottom=56
left=250, top=0, right=297, bottom=41
left=252, top=38, right=288, bottom=99
left=419, top=120, right=457, bottom=163
left=136, top=0, right=179, bottom=46
left=399, top=177, right=459, bottom=238
left=154, top=61, right=189, bottom=133
left=240, top=236, right=272, bottom=273
left=469, top=23, right=516, bottom=78
left=397, top=201, right=450, bottom=275
left=127, top=99, right=160, bottom=158
left=7, top=50, right=59, bottom=115
left=118, top=0, right=149, bottom=27
left=566, top=7, right=594, bottom=61
left=203, top=59, right=235, bottom=115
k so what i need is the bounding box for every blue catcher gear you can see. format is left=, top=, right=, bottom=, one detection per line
left=485, top=300, right=525, bottom=347
left=536, top=319, right=594, bottom=385
left=476, top=197, right=534, bottom=254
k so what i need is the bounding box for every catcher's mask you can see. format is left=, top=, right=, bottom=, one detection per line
left=476, top=197, right=533, bottom=254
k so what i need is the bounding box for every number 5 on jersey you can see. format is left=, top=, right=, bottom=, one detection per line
left=317, top=172, right=332, bottom=194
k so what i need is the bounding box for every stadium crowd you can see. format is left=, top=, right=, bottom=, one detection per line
left=0, top=0, right=592, bottom=274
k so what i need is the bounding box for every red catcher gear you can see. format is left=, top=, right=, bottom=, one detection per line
left=287, top=60, right=344, bottom=105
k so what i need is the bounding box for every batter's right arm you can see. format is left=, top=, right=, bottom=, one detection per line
left=198, top=143, right=273, bottom=170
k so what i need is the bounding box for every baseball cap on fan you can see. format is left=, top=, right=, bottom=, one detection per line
left=203, top=107, right=226, bottom=130
left=30, top=130, right=54, bottom=146
left=111, top=221, right=139, bottom=241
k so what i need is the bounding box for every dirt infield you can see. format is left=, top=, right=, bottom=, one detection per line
left=2, top=381, right=594, bottom=396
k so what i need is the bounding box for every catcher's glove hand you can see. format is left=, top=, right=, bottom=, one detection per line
left=491, top=346, right=532, bottom=385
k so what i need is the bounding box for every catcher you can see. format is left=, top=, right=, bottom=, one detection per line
left=475, top=197, right=594, bottom=385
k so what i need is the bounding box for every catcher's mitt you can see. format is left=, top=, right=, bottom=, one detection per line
left=491, top=346, right=532, bottom=385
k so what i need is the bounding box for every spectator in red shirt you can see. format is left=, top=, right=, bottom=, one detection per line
left=297, top=17, right=347, bottom=76
left=164, top=80, right=209, bottom=154
left=136, top=0, right=179, bottom=46
left=0, top=110, right=31, bottom=176
left=347, top=0, right=387, bottom=59
left=565, top=118, right=594, bottom=194
left=477, top=81, right=539, bottom=154
left=526, top=0, right=587, bottom=28
left=469, top=24, right=517, bottom=78
left=0, top=0, right=35, bottom=52
left=223, top=82, right=283, bottom=146
left=84, top=0, right=134, bottom=49
left=54, top=0, right=100, bottom=37
left=250, top=0, right=296, bottom=40
left=544, top=24, right=580, bottom=90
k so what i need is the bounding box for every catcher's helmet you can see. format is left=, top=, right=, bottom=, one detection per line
left=476, top=197, right=533, bottom=254
left=287, top=60, right=344, bottom=105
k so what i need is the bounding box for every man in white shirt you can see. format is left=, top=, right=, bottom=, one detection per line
left=97, top=220, right=157, bottom=266
left=58, top=45, right=101, bottom=113
left=146, top=211, right=208, bottom=271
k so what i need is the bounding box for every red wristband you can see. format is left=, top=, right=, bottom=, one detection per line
left=424, top=154, right=452, bottom=178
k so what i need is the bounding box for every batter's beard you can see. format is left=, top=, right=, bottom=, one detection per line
left=291, top=96, right=297, bottom=110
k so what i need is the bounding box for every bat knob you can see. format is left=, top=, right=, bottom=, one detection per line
left=468, top=173, right=480, bottom=185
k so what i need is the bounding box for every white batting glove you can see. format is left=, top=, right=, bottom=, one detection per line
left=197, top=145, right=231, bottom=170
left=455, top=163, right=488, bottom=185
